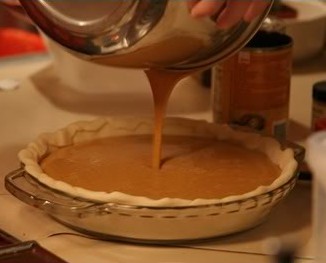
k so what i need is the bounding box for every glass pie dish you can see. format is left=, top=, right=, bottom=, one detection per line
left=5, top=118, right=304, bottom=244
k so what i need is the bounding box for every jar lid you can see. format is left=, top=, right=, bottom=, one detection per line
left=313, top=81, right=326, bottom=102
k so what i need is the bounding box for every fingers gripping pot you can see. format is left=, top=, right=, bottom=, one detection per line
left=17, top=0, right=272, bottom=71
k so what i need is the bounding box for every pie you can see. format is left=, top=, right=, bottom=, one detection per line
left=19, top=117, right=298, bottom=207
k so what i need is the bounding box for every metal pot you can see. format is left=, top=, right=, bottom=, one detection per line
left=16, top=0, right=272, bottom=71
left=271, top=0, right=326, bottom=63
left=275, top=0, right=326, bottom=63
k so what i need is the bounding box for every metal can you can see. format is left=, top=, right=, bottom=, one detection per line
left=212, top=31, right=293, bottom=141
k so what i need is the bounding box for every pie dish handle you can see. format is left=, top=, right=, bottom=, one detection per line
left=4, top=168, right=112, bottom=216
left=282, top=141, right=305, bottom=164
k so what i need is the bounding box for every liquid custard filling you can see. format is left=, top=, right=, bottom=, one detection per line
left=40, top=135, right=281, bottom=200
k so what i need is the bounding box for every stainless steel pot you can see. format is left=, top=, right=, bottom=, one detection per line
left=16, top=0, right=272, bottom=71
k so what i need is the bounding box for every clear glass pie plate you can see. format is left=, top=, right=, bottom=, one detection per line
left=5, top=144, right=302, bottom=244
left=4, top=118, right=305, bottom=244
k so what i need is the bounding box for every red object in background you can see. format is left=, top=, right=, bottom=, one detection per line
left=314, top=117, right=326, bottom=131
left=0, top=28, right=46, bottom=57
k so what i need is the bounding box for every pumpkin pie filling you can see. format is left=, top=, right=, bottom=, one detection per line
left=40, top=134, right=281, bottom=200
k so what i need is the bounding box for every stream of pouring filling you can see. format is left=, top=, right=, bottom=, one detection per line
left=145, top=69, right=189, bottom=169
left=96, top=36, right=204, bottom=169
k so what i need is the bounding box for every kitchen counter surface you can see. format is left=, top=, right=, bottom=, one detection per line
left=0, top=52, right=325, bottom=263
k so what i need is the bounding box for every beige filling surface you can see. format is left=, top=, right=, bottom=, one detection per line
left=41, top=135, right=280, bottom=200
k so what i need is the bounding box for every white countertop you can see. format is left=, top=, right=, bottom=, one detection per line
left=0, top=52, right=325, bottom=263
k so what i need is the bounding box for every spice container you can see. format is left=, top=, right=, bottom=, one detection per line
left=312, top=81, right=326, bottom=131
left=212, top=31, right=293, bottom=141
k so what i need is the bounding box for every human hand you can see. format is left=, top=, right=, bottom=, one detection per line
left=188, top=0, right=271, bottom=28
